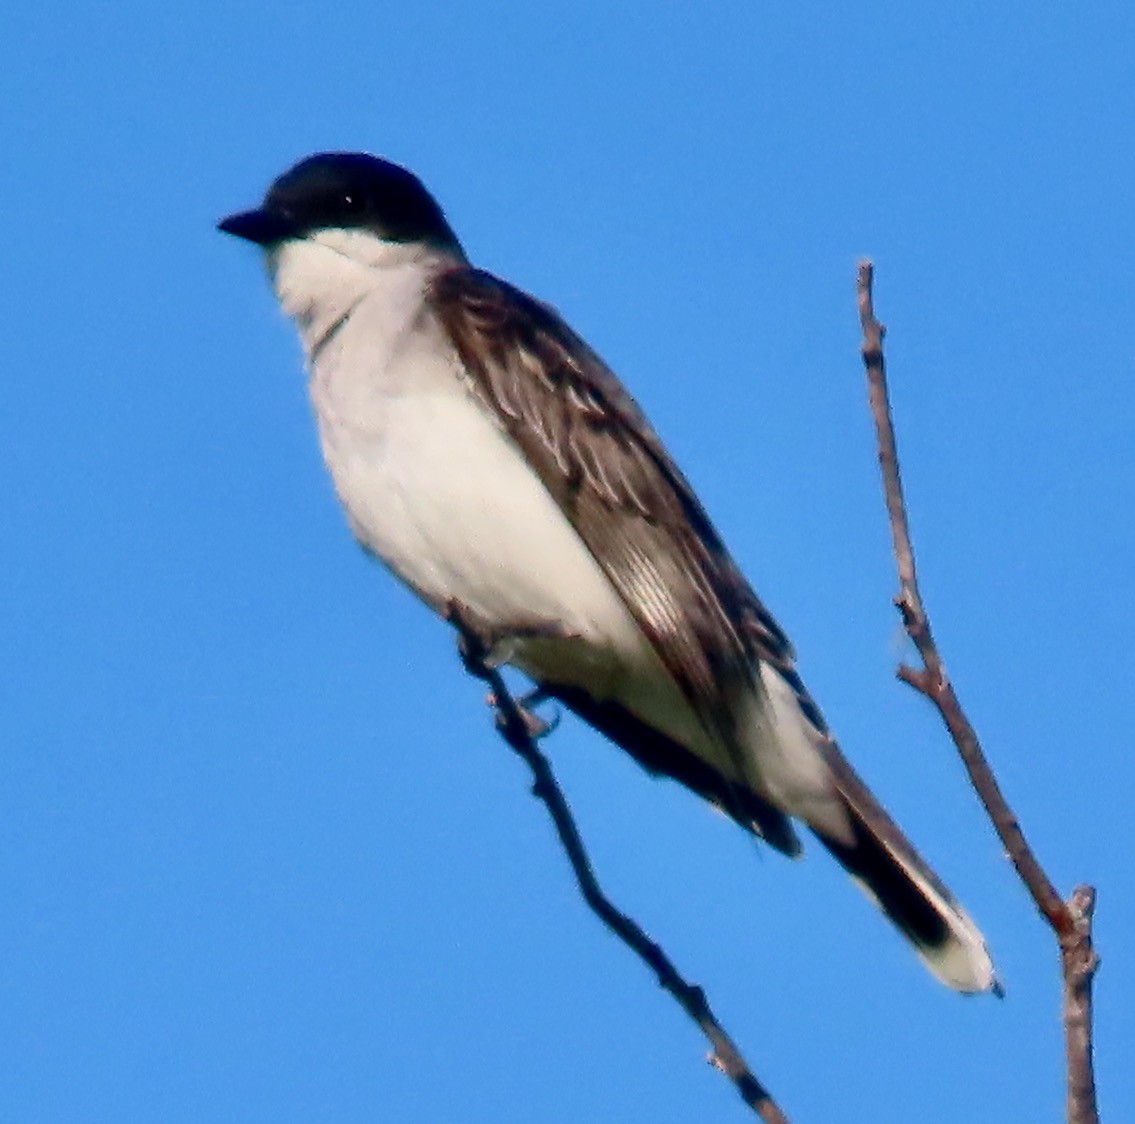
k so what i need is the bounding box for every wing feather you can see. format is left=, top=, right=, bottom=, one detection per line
left=428, top=266, right=827, bottom=777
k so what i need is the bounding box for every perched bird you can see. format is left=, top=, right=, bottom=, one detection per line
left=219, top=152, right=997, bottom=993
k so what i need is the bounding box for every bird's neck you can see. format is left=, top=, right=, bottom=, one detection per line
left=266, top=230, right=461, bottom=362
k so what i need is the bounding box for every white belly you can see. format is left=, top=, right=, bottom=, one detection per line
left=309, top=292, right=664, bottom=697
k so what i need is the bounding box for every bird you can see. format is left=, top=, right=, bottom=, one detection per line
left=218, top=151, right=998, bottom=994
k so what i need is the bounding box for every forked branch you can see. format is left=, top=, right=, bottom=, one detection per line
left=856, top=261, right=1099, bottom=1124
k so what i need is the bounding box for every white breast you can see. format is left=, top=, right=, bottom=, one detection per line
left=271, top=234, right=660, bottom=697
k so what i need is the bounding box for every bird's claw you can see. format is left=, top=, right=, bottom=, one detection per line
left=487, top=690, right=561, bottom=740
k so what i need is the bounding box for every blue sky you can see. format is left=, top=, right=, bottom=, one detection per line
left=3, top=3, right=1133, bottom=1121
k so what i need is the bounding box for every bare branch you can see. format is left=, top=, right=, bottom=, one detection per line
left=855, top=261, right=1099, bottom=1124
left=1063, top=886, right=1100, bottom=1124
left=447, top=602, right=790, bottom=1123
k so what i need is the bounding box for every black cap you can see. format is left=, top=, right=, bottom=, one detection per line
left=217, top=152, right=461, bottom=251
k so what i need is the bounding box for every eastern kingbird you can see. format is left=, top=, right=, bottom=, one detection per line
left=219, top=152, right=997, bottom=993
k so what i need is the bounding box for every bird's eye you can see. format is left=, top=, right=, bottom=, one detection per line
left=342, top=193, right=364, bottom=212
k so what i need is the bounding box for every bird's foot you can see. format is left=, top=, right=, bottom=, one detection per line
left=493, top=687, right=561, bottom=740
left=445, top=600, right=563, bottom=740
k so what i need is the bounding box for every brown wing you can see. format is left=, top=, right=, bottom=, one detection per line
left=428, top=267, right=826, bottom=748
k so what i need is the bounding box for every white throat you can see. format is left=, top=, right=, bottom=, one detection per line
left=266, top=228, right=461, bottom=361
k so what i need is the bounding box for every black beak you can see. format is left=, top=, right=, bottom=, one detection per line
left=217, top=207, right=300, bottom=246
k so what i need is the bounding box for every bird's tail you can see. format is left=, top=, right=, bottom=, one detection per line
left=812, top=747, right=999, bottom=994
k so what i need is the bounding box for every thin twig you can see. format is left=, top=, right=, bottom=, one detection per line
left=855, top=261, right=1099, bottom=1124
left=446, top=602, right=789, bottom=1124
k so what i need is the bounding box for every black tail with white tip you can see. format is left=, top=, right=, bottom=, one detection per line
left=815, top=746, right=999, bottom=994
